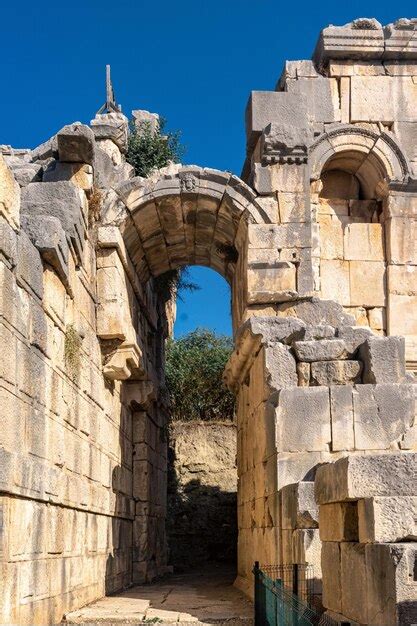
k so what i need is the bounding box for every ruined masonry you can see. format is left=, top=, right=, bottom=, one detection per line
left=0, top=17, right=416, bottom=626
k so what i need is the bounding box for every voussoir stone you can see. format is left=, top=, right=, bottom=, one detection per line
left=293, top=339, right=347, bottom=362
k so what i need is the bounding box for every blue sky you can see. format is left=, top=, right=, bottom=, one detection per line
left=3, top=0, right=414, bottom=336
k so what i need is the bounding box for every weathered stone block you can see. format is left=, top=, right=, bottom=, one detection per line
left=57, top=123, right=95, bottom=164
left=337, top=325, right=373, bottom=357
left=330, top=385, right=354, bottom=451
left=366, top=543, right=417, bottom=626
left=43, top=161, right=93, bottom=191
left=292, top=528, right=322, bottom=578
left=293, top=339, right=346, bottom=362
left=247, top=263, right=297, bottom=304
left=319, top=502, right=358, bottom=542
left=315, top=453, right=417, bottom=505
left=320, top=259, right=350, bottom=306
left=321, top=542, right=342, bottom=613
left=246, top=91, right=308, bottom=150
left=21, top=214, right=70, bottom=291
left=265, top=342, right=298, bottom=390
left=349, top=260, right=386, bottom=307
left=353, top=383, right=414, bottom=450
left=358, top=496, right=417, bottom=543
left=287, top=77, right=341, bottom=123
left=16, top=229, right=43, bottom=299
left=276, top=387, right=331, bottom=452
left=310, top=360, right=362, bottom=385
left=21, top=181, right=85, bottom=262
left=341, top=542, right=368, bottom=624
left=281, top=481, right=318, bottom=530
left=359, top=336, right=406, bottom=383
left=344, top=222, right=384, bottom=261
left=0, top=154, right=20, bottom=229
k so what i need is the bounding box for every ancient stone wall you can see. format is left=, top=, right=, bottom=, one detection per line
left=1, top=16, right=417, bottom=626
left=0, top=117, right=172, bottom=624
left=167, top=421, right=237, bottom=568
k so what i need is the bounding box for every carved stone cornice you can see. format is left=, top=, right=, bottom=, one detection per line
left=260, top=123, right=312, bottom=166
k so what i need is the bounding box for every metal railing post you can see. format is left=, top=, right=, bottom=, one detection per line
left=253, top=561, right=260, bottom=626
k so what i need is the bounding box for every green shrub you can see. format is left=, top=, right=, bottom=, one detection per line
left=126, top=118, right=184, bottom=178
left=165, top=329, right=235, bottom=422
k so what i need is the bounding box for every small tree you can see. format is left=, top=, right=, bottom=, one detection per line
left=165, top=329, right=235, bottom=422
left=126, top=118, right=184, bottom=178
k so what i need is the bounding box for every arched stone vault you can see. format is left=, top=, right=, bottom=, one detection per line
left=107, top=165, right=271, bottom=283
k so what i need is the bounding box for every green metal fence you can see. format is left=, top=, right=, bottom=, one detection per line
left=253, top=562, right=347, bottom=626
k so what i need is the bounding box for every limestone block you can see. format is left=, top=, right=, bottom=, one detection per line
left=344, top=223, right=384, bottom=261
left=358, top=496, right=417, bottom=543
left=293, top=339, right=346, bottom=362
left=321, top=542, right=342, bottom=613
left=310, top=360, right=362, bottom=386
left=353, top=383, right=414, bottom=450
left=297, top=362, right=310, bottom=386
left=351, top=76, right=395, bottom=122
left=246, top=91, right=308, bottom=150
left=281, top=481, right=318, bottom=530
left=91, top=111, right=129, bottom=152
left=387, top=294, right=417, bottom=362
left=341, top=542, right=368, bottom=624
left=386, top=217, right=417, bottom=265
left=360, top=336, right=406, bottom=383
left=21, top=214, right=70, bottom=291
left=319, top=259, right=350, bottom=306
left=43, top=161, right=94, bottom=191
left=304, top=325, right=335, bottom=341
left=367, top=307, right=385, bottom=331
left=318, top=198, right=349, bottom=217
left=16, top=229, right=43, bottom=299
left=0, top=218, right=18, bottom=267
left=7, top=162, right=42, bottom=188
left=388, top=264, right=417, bottom=297
left=0, top=154, right=20, bottom=229
left=329, top=60, right=386, bottom=76
left=366, top=543, right=417, bottom=626
left=315, top=453, right=417, bottom=505
left=292, top=528, right=322, bottom=577
left=287, top=77, right=341, bottom=123
left=344, top=306, right=369, bottom=327
left=319, top=502, right=358, bottom=542
left=336, top=325, right=373, bottom=357
left=276, top=298, right=355, bottom=328
left=248, top=223, right=310, bottom=249
left=253, top=162, right=308, bottom=194
left=318, top=215, right=344, bottom=260
left=330, top=386, right=355, bottom=451
left=276, top=387, right=331, bottom=452
left=265, top=342, right=298, bottom=390
left=57, top=123, right=95, bottom=164
left=247, top=263, right=297, bottom=304
left=21, top=181, right=85, bottom=262
left=277, top=192, right=310, bottom=223
left=349, top=260, right=386, bottom=307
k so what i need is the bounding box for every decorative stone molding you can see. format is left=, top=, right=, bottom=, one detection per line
left=309, top=124, right=410, bottom=196
left=260, top=123, right=312, bottom=165
left=103, top=342, right=143, bottom=380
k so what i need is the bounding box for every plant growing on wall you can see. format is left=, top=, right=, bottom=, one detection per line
left=165, top=329, right=235, bottom=422
left=64, top=324, right=82, bottom=380
left=126, top=118, right=184, bottom=178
